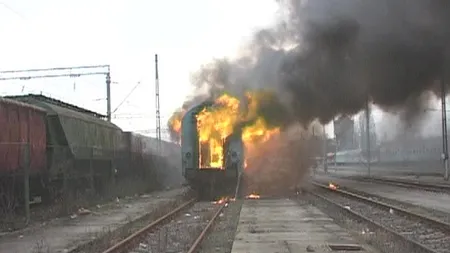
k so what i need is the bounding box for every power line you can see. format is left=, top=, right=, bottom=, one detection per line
left=112, top=113, right=170, bottom=118
left=0, top=71, right=108, bottom=81
left=134, top=129, right=170, bottom=132
left=0, top=65, right=112, bottom=121
left=0, top=2, right=25, bottom=20
left=113, top=115, right=152, bottom=119
left=0, top=65, right=109, bottom=74
left=112, top=81, right=142, bottom=114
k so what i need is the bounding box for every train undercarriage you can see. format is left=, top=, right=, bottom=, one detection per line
left=185, top=166, right=243, bottom=200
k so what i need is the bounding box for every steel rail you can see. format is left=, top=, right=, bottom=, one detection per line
left=312, top=181, right=450, bottom=232
left=307, top=189, right=438, bottom=253
left=102, top=198, right=196, bottom=253
left=357, top=176, right=450, bottom=192
left=187, top=202, right=226, bottom=253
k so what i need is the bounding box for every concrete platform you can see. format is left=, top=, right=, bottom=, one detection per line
left=231, top=199, right=374, bottom=253
left=0, top=187, right=189, bottom=253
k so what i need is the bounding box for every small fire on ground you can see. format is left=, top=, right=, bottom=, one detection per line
left=212, top=196, right=235, bottom=204
left=328, top=182, right=338, bottom=190
left=246, top=193, right=261, bottom=199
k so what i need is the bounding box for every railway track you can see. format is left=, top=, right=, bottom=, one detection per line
left=102, top=198, right=226, bottom=253
left=340, top=175, right=450, bottom=193
left=308, top=181, right=450, bottom=253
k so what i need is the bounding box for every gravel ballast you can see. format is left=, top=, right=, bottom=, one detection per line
left=197, top=200, right=243, bottom=253
left=129, top=201, right=222, bottom=253
left=306, top=189, right=450, bottom=253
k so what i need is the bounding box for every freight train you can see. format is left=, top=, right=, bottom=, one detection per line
left=0, top=94, right=180, bottom=210
left=329, top=136, right=444, bottom=175
left=181, top=101, right=245, bottom=199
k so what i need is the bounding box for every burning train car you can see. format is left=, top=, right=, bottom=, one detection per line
left=181, top=101, right=245, bottom=199
left=170, top=92, right=282, bottom=199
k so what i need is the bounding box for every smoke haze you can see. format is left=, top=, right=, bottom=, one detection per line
left=171, top=0, right=450, bottom=131
left=244, top=123, right=322, bottom=196
left=377, top=95, right=446, bottom=141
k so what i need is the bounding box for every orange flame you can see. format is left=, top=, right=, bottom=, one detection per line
left=243, top=118, right=280, bottom=147
left=168, top=110, right=184, bottom=144
left=196, top=94, right=240, bottom=168
left=246, top=193, right=261, bottom=199
left=168, top=91, right=280, bottom=169
left=212, top=196, right=234, bottom=204
left=328, top=182, right=338, bottom=190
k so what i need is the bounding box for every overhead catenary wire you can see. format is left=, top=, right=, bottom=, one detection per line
left=0, top=2, right=25, bottom=20
left=112, top=115, right=170, bottom=119
left=0, top=72, right=110, bottom=81
left=112, top=81, right=142, bottom=114
left=0, top=64, right=112, bottom=121
left=0, top=65, right=109, bottom=74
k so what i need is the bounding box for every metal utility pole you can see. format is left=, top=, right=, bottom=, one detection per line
left=323, top=125, right=328, bottom=173
left=333, top=118, right=337, bottom=168
left=155, top=54, right=162, bottom=155
left=365, top=98, right=371, bottom=177
left=106, top=66, right=112, bottom=122
left=0, top=65, right=112, bottom=121
left=335, top=139, right=338, bottom=168
left=441, top=79, right=449, bottom=181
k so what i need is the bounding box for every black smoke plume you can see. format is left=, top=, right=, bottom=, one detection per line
left=169, top=0, right=450, bottom=139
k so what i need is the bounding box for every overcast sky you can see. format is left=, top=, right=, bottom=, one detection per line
left=3, top=0, right=443, bottom=142
left=0, top=0, right=279, bottom=140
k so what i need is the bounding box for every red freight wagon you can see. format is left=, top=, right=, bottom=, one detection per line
left=0, top=98, right=47, bottom=174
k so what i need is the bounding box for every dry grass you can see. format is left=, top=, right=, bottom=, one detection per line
left=0, top=177, right=21, bottom=232
left=32, top=239, right=51, bottom=253
left=0, top=170, right=167, bottom=234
